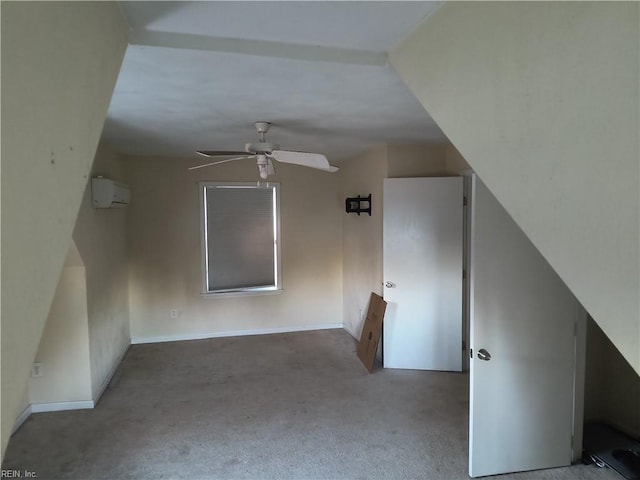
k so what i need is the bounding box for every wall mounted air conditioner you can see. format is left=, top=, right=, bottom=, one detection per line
left=91, top=177, right=130, bottom=208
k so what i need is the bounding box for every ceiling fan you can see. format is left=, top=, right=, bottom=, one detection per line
left=190, top=121, right=339, bottom=179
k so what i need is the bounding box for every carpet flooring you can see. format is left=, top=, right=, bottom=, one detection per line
left=3, top=329, right=621, bottom=480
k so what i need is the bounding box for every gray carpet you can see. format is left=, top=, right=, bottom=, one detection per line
left=3, top=329, right=620, bottom=480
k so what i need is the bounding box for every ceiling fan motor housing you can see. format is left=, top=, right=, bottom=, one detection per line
left=245, top=142, right=279, bottom=154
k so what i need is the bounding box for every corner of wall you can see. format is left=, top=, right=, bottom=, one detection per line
left=340, top=146, right=388, bottom=338
left=73, top=144, right=131, bottom=401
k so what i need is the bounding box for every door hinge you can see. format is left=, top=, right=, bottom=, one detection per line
left=463, top=196, right=468, bottom=206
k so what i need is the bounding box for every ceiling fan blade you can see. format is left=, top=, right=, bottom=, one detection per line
left=196, top=150, right=248, bottom=157
left=188, top=155, right=255, bottom=171
left=271, top=150, right=338, bottom=172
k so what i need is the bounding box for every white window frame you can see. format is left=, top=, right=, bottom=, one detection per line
left=199, top=181, right=282, bottom=297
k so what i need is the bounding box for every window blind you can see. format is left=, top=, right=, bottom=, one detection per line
left=204, top=185, right=276, bottom=292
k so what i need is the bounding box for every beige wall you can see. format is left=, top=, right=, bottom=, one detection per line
left=18, top=144, right=129, bottom=415
left=15, top=392, right=30, bottom=427
left=390, top=2, right=640, bottom=373
left=126, top=156, right=343, bottom=340
left=73, top=144, right=131, bottom=399
left=340, top=146, right=388, bottom=337
left=341, top=143, right=462, bottom=339
left=387, top=144, right=448, bottom=178
left=29, top=244, right=92, bottom=405
left=0, top=2, right=127, bottom=457
left=445, top=145, right=472, bottom=175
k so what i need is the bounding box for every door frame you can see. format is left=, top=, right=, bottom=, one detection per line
left=382, top=176, right=464, bottom=372
left=461, top=169, right=474, bottom=372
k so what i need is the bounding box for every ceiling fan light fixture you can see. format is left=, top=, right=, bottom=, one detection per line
left=257, top=154, right=270, bottom=179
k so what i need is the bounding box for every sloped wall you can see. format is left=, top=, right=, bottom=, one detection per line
left=1, top=2, right=127, bottom=457
left=390, top=2, right=639, bottom=373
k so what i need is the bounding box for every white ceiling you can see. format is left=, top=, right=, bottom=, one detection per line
left=102, top=1, right=447, bottom=163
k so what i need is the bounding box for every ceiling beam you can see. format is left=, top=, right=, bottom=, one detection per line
left=129, top=30, right=389, bottom=67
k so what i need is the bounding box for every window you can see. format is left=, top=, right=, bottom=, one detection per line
left=200, top=182, right=281, bottom=296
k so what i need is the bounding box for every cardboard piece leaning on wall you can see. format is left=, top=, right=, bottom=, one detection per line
left=357, top=293, right=387, bottom=373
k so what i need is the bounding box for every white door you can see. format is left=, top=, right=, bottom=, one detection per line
left=383, top=177, right=463, bottom=371
left=469, top=176, right=577, bottom=477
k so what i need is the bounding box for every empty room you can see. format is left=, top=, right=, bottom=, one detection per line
left=2, top=2, right=638, bottom=479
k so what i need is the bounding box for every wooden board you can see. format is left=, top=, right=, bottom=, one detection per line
left=357, top=293, right=387, bottom=373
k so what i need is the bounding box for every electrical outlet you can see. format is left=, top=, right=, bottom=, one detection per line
left=170, top=309, right=178, bottom=319
left=31, top=363, right=43, bottom=378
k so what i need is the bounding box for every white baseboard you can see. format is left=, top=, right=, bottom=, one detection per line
left=131, top=323, right=344, bottom=345
left=12, top=405, right=33, bottom=434
left=93, top=340, right=131, bottom=404
left=13, top=400, right=96, bottom=432
left=31, top=401, right=94, bottom=413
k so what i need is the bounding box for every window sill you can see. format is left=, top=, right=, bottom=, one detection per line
left=200, top=288, right=283, bottom=299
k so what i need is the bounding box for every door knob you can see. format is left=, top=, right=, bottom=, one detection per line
left=385, top=281, right=395, bottom=288
left=477, top=348, right=491, bottom=361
